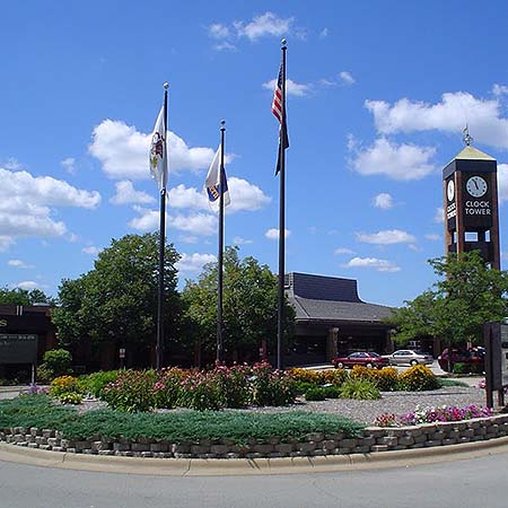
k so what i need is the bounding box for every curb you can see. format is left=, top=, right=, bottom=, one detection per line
left=1, top=437, right=508, bottom=476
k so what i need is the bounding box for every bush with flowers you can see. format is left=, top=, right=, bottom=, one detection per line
left=101, top=369, right=157, bottom=412
left=398, top=364, right=440, bottom=391
left=374, top=404, right=494, bottom=427
left=249, top=361, right=295, bottom=406
left=49, top=375, right=81, bottom=398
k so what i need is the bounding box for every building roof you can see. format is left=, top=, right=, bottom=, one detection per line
left=453, top=145, right=495, bottom=161
left=286, top=272, right=393, bottom=324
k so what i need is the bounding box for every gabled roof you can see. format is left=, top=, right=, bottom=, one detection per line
left=286, top=272, right=393, bottom=324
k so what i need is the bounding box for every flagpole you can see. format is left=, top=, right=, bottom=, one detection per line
left=216, top=120, right=226, bottom=364
left=276, top=40, right=287, bottom=370
left=156, top=81, right=168, bottom=370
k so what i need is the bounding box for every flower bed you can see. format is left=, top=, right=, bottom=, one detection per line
left=1, top=395, right=507, bottom=459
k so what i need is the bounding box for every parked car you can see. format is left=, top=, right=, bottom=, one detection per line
left=383, top=349, right=434, bottom=366
left=333, top=351, right=389, bottom=369
left=437, top=347, right=485, bottom=373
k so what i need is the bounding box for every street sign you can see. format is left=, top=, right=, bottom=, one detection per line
left=0, top=334, right=38, bottom=364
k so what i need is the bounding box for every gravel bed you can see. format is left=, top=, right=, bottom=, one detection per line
left=69, top=387, right=488, bottom=426
left=233, top=386, right=488, bottom=425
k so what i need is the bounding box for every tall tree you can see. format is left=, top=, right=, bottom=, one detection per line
left=182, top=246, right=295, bottom=364
left=389, top=251, right=508, bottom=347
left=52, top=233, right=182, bottom=367
left=0, top=287, right=54, bottom=306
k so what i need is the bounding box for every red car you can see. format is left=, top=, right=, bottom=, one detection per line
left=437, top=347, right=485, bottom=373
left=333, top=351, right=389, bottom=369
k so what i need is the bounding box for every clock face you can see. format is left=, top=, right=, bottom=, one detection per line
left=466, top=176, right=488, bottom=198
left=447, top=179, right=455, bottom=201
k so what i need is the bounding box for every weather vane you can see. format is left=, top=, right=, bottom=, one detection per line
left=463, top=124, right=473, bottom=147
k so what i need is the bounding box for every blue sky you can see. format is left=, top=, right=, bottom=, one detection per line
left=2, top=0, right=508, bottom=307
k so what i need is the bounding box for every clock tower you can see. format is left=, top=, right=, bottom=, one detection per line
left=443, top=134, right=500, bottom=269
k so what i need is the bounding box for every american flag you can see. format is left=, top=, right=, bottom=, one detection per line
left=272, top=63, right=289, bottom=174
left=272, top=66, right=284, bottom=123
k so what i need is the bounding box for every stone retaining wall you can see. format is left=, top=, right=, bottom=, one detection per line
left=1, top=414, right=508, bottom=459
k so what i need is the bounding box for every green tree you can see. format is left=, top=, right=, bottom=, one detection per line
left=52, top=233, right=182, bottom=367
left=0, top=287, right=54, bottom=305
left=182, top=246, right=295, bottom=364
left=389, top=251, right=508, bottom=347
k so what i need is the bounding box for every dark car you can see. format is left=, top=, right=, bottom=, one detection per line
left=333, top=351, right=389, bottom=369
left=437, top=347, right=485, bottom=373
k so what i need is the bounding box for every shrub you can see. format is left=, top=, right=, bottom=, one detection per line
left=319, top=369, right=348, bottom=386
left=350, top=365, right=377, bottom=383
left=41, top=349, right=72, bottom=378
left=321, top=385, right=341, bottom=399
left=58, top=392, right=83, bottom=405
left=249, top=361, right=296, bottom=407
left=152, top=368, right=189, bottom=409
left=452, top=362, right=469, bottom=375
left=399, top=365, right=440, bottom=391
left=101, top=369, right=157, bottom=412
left=0, top=395, right=365, bottom=442
left=78, top=370, right=122, bottom=398
left=304, top=387, right=327, bottom=401
left=49, top=375, right=81, bottom=398
left=339, top=379, right=380, bottom=400
left=213, top=364, right=251, bottom=408
left=371, top=367, right=399, bottom=391
left=286, top=368, right=322, bottom=385
left=293, top=381, right=317, bottom=396
left=178, top=371, right=223, bottom=411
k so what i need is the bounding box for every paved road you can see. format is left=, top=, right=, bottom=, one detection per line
left=0, top=447, right=507, bottom=508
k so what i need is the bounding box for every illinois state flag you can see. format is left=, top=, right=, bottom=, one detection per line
left=205, top=145, right=231, bottom=210
left=149, top=105, right=168, bottom=190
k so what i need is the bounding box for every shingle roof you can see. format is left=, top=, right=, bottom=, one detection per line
left=286, top=272, right=393, bottom=324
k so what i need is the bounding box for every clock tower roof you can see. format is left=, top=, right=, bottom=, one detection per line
left=453, top=145, right=495, bottom=161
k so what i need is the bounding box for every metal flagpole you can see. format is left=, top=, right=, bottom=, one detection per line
left=216, top=120, right=226, bottom=364
left=276, top=40, right=287, bottom=370
left=156, top=81, right=168, bottom=370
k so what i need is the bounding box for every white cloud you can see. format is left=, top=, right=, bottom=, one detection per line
left=372, top=193, right=393, bottom=209
left=168, top=184, right=208, bottom=210
left=265, top=228, right=291, bottom=240
left=168, top=178, right=270, bottom=213
left=343, top=257, right=400, bottom=272
left=0, top=167, right=101, bottom=249
left=7, top=259, right=33, bottom=269
left=0, top=236, right=14, bottom=251
left=497, top=164, right=508, bottom=203
left=356, top=229, right=416, bottom=245
left=234, top=12, right=293, bottom=40
left=334, top=247, right=355, bottom=255
left=493, top=84, right=508, bottom=96
left=89, top=119, right=215, bottom=179
left=233, top=236, right=253, bottom=245
left=319, top=28, right=329, bottom=38
left=61, top=157, right=76, bottom=174
left=110, top=180, right=155, bottom=205
left=262, top=78, right=312, bottom=97
left=365, top=92, right=508, bottom=149
left=350, top=138, right=436, bottom=180
left=15, top=280, right=40, bottom=290
left=176, top=252, right=216, bottom=273
left=169, top=213, right=217, bottom=236
left=434, top=207, right=444, bottom=224
left=339, top=71, right=355, bottom=86
left=0, top=168, right=100, bottom=209
left=82, top=246, right=102, bottom=256
left=228, top=177, right=271, bottom=212
left=425, top=233, right=440, bottom=241
left=208, top=23, right=231, bottom=39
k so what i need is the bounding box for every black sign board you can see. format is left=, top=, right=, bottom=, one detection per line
left=483, top=322, right=507, bottom=408
left=0, top=334, right=38, bottom=364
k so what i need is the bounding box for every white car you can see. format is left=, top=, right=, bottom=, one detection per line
left=384, top=349, right=433, bottom=366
